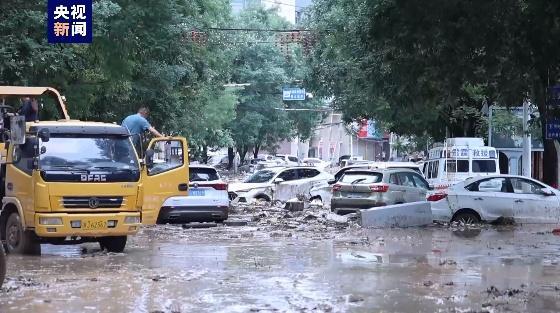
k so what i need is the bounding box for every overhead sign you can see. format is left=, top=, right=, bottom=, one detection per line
left=546, top=119, right=560, bottom=139
left=282, top=88, right=306, bottom=101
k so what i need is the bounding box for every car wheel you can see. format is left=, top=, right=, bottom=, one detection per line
left=99, top=236, right=127, bottom=253
left=4, top=212, right=41, bottom=255
left=452, top=212, right=480, bottom=225
left=310, top=196, right=323, bottom=206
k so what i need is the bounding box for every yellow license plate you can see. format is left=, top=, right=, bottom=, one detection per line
left=82, top=220, right=107, bottom=230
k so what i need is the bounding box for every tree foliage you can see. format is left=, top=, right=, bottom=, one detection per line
left=307, top=0, right=560, bottom=183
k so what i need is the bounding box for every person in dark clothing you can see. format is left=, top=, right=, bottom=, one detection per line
left=19, top=97, right=39, bottom=122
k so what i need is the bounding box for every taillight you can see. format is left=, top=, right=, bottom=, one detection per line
left=427, top=193, right=447, bottom=201
left=332, top=184, right=342, bottom=192
left=369, top=184, right=389, bottom=192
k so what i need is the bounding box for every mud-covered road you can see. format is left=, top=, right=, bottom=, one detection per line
left=2, top=206, right=560, bottom=312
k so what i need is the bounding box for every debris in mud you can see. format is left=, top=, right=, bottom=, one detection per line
left=486, top=286, right=522, bottom=297
left=182, top=222, right=217, bottom=229
left=1, top=276, right=47, bottom=293
left=223, top=220, right=249, bottom=227
left=150, top=275, right=167, bottom=282
left=344, top=294, right=364, bottom=303
left=439, top=259, right=457, bottom=266
left=423, top=281, right=434, bottom=287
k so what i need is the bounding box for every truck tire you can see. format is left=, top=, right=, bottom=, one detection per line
left=99, top=236, right=127, bottom=253
left=0, top=246, right=5, bottom=288
left=4, top=212, right=41, bottom=255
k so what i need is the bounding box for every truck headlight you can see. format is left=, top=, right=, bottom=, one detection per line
left=124, top=216, right=140, bottom=224
left=39, top=217, right=63, bottom=225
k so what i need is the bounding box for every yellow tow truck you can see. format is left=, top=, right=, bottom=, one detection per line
left=0, top=86, right=189, bottom=254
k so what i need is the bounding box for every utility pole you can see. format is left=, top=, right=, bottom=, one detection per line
left=522, top=99, right=532, bottom=177
left=488, top=105, right=493, bottom=146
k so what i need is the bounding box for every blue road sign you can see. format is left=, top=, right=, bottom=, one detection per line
left=282, top=88, right=306, bottom=101
left=546, top=119, right=560, bottom=139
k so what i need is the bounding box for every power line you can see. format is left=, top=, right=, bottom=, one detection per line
left=260, top=0, right=307, bottom=9
left=205, top=27, right=315, bottom=32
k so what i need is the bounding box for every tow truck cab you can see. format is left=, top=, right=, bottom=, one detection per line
left=0, top=87, right=189, bottom=254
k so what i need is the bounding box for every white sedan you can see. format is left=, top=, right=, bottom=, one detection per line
left=430, top=175, right=560, bottom=224
left=229, top=166, right=333, bottom=204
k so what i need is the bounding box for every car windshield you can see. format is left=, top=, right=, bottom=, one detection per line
left=244, top=170, right=276, bottom=183
left=340, top=172, right=383, bottom=184
left=40, top=135, right=139, bottom=171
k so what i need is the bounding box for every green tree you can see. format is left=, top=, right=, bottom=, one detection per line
left=227, top=6, right=322, bottom=163
left=307, top=0, right=560, bottom=184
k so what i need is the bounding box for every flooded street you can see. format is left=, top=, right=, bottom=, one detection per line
left=2, top=212, right=560, bottom=312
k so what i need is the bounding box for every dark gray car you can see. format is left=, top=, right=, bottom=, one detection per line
left=331, top=168, right=431, bottom=215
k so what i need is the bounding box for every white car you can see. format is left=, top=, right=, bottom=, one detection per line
left=302, top=158, right=330, bottom=170
left=157, top=165, right=229, bottom=223
left=275, top=154, right=300, bottom=166
left=229, top=166, right=333, bottom=204
left=309, top=165, right=371, bottom=206
left=430, top=175, right=560, bottom=224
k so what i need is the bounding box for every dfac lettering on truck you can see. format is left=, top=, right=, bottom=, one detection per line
left=0, top=87, right=189, bottom=254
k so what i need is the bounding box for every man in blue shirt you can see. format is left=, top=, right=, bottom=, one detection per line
left=122, top=107, right=163, bottom=154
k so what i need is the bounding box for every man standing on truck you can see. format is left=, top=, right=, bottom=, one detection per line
left=122, top=106, right=163, bottom=154
left=19, top=97, right=39, bottom=122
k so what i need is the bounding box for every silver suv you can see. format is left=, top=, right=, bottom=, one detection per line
left=331, top=168, right=431, bottom=215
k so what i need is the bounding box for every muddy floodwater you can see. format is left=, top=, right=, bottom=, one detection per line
left=2, top=220, right=560, bottom=312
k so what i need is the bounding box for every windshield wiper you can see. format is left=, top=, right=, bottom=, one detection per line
left=89, top=166, right=138, bottom=172
left=351, top=178, right=367, bottom=184
left=43, top=165, right=89, bottom=173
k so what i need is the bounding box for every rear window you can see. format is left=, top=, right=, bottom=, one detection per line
left=189, top=167, right=219, bottom=181
left=472, top=160, right=496, bottom=173
left=340, top=172, right=383, bottom=184
left=288, top=156, right=299, bottom=162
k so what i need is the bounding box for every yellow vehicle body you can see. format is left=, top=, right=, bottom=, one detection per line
left=0, top=87, right=189, bottom=253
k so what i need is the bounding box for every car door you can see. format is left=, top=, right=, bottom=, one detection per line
left=410, top=173, right=430, bottom=201
left=509, top=177, right=560, bottom=223
left=141, top=137, right=189, bottom=225
left=272, top=169, right=299, bottom=201
left=395, top=172, right=419, bottom=203
left=462, top=177, right=514, bottom=221
left=387, top=172, right=406, bottom=203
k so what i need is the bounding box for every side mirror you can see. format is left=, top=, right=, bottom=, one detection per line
left=145, top=149, right=155, bottom=167
left=541, top=188, right=555, bottom=196
left=327, top=179, right=337, bottom=185
left=10, top=116, right=26, bottom=144
left=40, top=146, right=47, bottom=155
left=273, top=178, right=284, bottom=184
left=38, top=128, right=50, bottom=142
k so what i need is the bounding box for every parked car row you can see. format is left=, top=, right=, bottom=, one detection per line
left=157, top=161, right=559, bottom=226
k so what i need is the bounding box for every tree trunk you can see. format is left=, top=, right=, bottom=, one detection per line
left=253, top=144, right=260, bottom=159
left=202, top=145, right=208, bottom=164
left=238, top=145, right=249, bottom=164
left=227, top=147, right=234, bottom=170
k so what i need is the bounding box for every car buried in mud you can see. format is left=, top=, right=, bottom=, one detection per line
left=228, top=166, right=333, bottom=204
